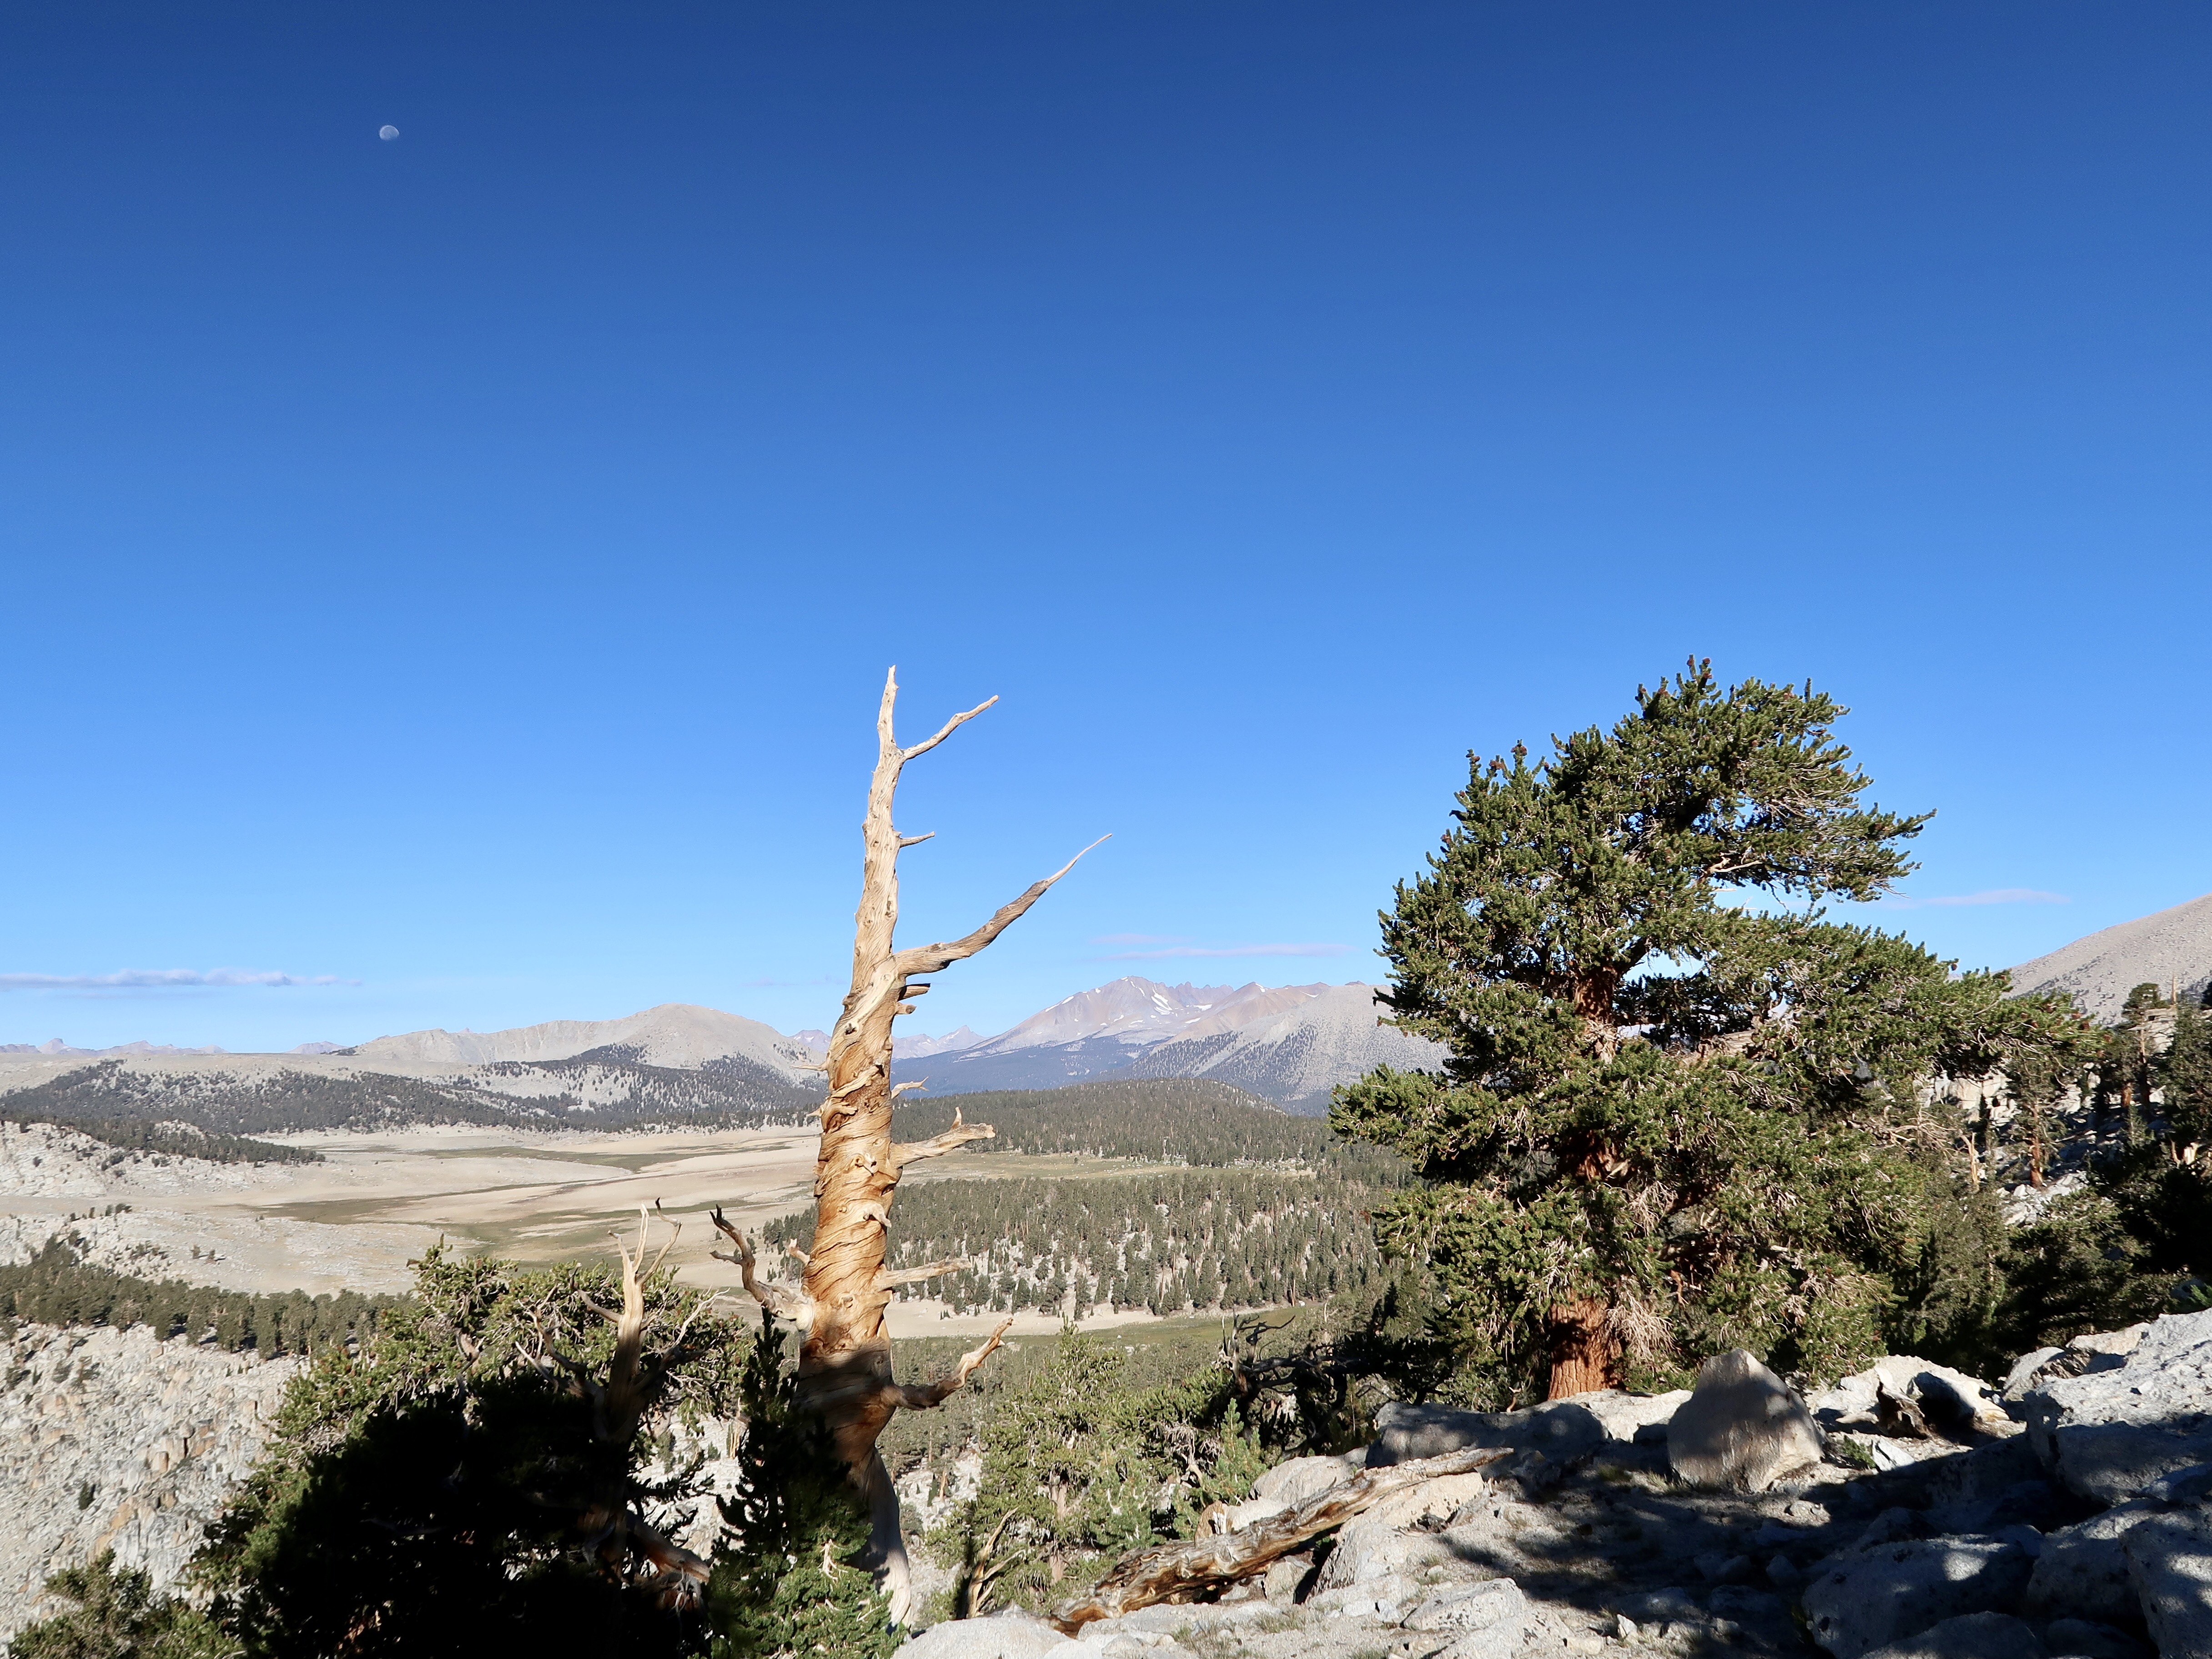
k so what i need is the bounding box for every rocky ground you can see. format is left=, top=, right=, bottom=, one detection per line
left=0, top=1320, right=301, bottom=1644
left=904, top=1310, right=2212, bottom=1659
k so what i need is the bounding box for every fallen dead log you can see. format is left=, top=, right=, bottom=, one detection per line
left=1047, top=1443, right=1511, bottom=1632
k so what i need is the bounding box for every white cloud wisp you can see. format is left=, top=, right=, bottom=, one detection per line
left=1880, top=889, right=2070, bottom=910
left=0, top=968, right=359, bottom=990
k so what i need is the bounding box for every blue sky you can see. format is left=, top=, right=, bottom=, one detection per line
left=3, top=3, right=2208, bottom=1051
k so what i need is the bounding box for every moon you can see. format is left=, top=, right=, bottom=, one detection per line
left=378, top=125, right=399, bottom=141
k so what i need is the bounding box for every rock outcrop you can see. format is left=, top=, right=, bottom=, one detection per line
left=2022, top=1310, right=2212, bottom=1505
left=1800, top=1533, right=2040, bottom=1659
left=1365, top=1396, right=1606, bottom=1487
left=2125, top=1506, right=2212, bottom=1659
left=896, top=1322, right=2212, bottom=1659
left=0, top=1321, right=301, bottom=1643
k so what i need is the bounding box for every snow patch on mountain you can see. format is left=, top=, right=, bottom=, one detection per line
left=1129, top=983, right=1443, bottom=1112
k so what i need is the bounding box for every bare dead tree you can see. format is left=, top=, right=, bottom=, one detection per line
left=713, top=667, right=1103, bottom=1623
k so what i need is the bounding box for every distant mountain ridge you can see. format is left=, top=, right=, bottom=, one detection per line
left=970, top=978, right=1332, bottom=1053
left=889, top=977, right=1440, bottom=1112
left=0, top=1039, right=228, bottom=1058
left=0, top=982, right=1415, bottom=1125
left=2008, top=891, right=2212, bottom=1020
left=345, top=1002, right=819, bottom=1081
left=12, top=894, right=2212, bottom=1126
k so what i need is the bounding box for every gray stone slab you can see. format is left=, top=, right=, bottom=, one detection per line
left=1800, top=1533, right=2037, bottom=1659
left=2027, top=1501, right=2160, bottom=1626
left=1860, top=1612, right=2048, bottom=1659
left=2125, top=1504, right=2212, bottom=1659
left=1365, top=1397, right=1605, bottom=1476
left=2023, top=1310, right=2212, bottom=1505
left=902, top=1609, right=1069, bottom=1659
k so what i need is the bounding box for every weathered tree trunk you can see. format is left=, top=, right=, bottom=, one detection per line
left=551, top=1207, right=714, bottom=1606
left=1045, top=1445, right=1508, bottom=1631
left=721, top=668, right=1101, bottom=1623
left=1546, top=1295, right=1619, bottom=1399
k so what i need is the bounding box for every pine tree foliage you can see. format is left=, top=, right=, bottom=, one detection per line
left=702, top=1312, right=900, bottom=1659
left=0, top=1106, right=315, bottom=1166
left=0, top=1235, right=395, bottom=1357
left=6, top=1551, right=231, bottom=1659
left=198, top=1246, right=748, bottom=1657
left=762, top=1168, right=1387, bottom=1322
left=1331, top=663, right=2081, bottom=1401
left=1994, top=985, right=2212, bottom=1352
left=1, top=1055, right=819, bottom=1137
left=2157, top=995, right=2212, bottom=1164
left=891, top=1081, right=1402, bottom=1173
left=930, top=1332, right=1269, bottom=1618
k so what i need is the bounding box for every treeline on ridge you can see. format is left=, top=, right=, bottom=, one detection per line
left=1, top=1102, right=319, bottom=1166
left=894, top=1078, right=1407, bottom=1179
left=0, top=1236, right=401, bottom=1356
left=0, top=1051, right=823, bottom=1137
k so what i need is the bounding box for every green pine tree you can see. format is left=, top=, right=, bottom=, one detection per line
left=1332, top=661, right=2080, bottom=1402
left=704, top=1313, right=900, bottom=1659
left=2159, top=992, right=2212, bottom=1163
left=7, top=1552, right=230, bottom=1659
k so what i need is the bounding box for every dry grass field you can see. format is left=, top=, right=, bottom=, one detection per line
left=0, top=1122, right=1183, bottom=1336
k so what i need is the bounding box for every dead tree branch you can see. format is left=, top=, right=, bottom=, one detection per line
left=1047, top=1445, right=1510, bottom=1631
left=709, top=1205, right=815, bottom=1329
left=894, top=1114, right=997, bottom=1167
left=884, top=1318, right=1015, bottom=1411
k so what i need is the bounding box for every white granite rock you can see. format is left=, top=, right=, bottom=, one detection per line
left=1564, top=1388, right=1691, bottom=1444
left=901, top=1609, right=1069, bottom=1659
left=1402, top=1576, right=1526, bottom=1634
left=0, top=1321, right=302, bottom=1644
left=2024, top=1311, right=2212, bottom=1504
left=1252, top=1453, right=1356, bottom=1506
left=2026, top=1501, right=2161, bottom=1626
left=1365, top=1396, right=1606, bottom=1482
left=1668, top=1348, right=1825, bottom=1492
left=1859, top=1611, right=2048, bottom=1659
left=2124, top=1504, right=2212, bottom=1659
left=1812, top=1356, right=2013, bottom=1439
left=1309, top=1471, right=1495, bottom=1588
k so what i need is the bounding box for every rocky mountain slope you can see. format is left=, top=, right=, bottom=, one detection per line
left=977, top=979, right=1332, bottom=1052
left=346, top=1001, right=819, bottom=1077
left=2009, top=892, right=2212, bottom=1020
left=890, top=979, right=1442, bottom=1109
left=1127, top=983, right=1442, bottom=1112
left=0, top=1321, right=300, bottom=1644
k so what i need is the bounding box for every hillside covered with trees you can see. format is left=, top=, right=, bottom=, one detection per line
left=0, top=1051, right=822, bottom=1138
left=752, top=1081, right=1404, bottom=1322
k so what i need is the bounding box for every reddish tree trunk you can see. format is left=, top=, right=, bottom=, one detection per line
left=1546, top=1296, right=1620, bottom=1399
